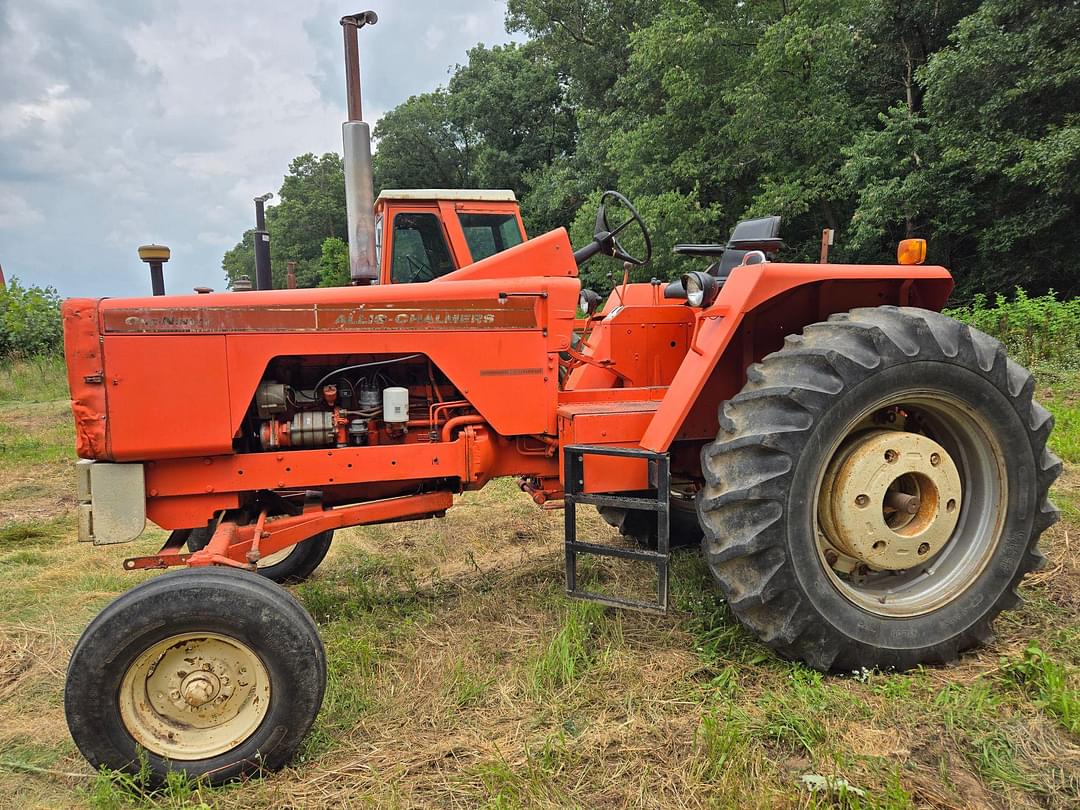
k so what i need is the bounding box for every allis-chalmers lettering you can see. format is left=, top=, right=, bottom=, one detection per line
left=333, top=309, right=497, bottom=326
left=102, top=301, right=536, bottom=333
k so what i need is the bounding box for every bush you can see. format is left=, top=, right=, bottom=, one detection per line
left=945, top=289, right=1080, bottom=370
left=0, top=278, right=63, bottom=359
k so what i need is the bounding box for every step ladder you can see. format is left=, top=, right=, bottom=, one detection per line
left=563, top=445, right=670, bottom=613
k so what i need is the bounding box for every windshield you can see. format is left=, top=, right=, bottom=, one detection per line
left=390, top=213, right=456, bottom=283
left=458, top=213, right=524, bottom=262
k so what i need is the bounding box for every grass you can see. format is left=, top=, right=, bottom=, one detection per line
left=1, top=354, right=1079, bottom=809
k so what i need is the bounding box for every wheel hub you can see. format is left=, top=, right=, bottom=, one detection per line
left=119, top=633, right=270, bottom=760
left=819, top=430, right=962, bottom=570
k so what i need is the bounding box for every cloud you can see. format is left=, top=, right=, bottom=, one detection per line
left=0, top=186, right=44, bottom=228
left=0, top=0, right=514, bottom=297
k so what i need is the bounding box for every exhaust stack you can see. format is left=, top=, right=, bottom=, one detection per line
left=341, top=11, right=379, bottom=285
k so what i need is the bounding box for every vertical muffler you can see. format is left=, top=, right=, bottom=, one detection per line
left=341, top=11, right=379, bottom=285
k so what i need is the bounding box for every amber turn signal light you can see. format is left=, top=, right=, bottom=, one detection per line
left=897, top=238, right=927, bottom=266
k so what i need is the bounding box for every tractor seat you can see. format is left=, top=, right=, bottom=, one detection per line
left=674, top=215, right=783, bottom=280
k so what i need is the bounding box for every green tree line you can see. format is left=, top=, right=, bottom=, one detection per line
left=223, top=0, right=1079, bottom=298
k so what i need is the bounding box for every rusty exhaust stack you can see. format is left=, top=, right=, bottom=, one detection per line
left=341, top=11, right=379, bottom=285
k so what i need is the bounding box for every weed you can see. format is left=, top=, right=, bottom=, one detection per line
left=0, top=517, right=68, bottom=549
left=0, top=549, right=49, bottom=567
left=85, top=758, right=213, bottom=810
left=529, top=600, right=605, bottom=694
left=945, top=289, right=1080, bottom=370
left=0, top=357, right=68, bottom=402
left=295, top=550, right=427, bottom=623
left=442, top=659, right=491, bottom=708
left=756, top=671, right=829, bottom=754
left=999, top=643, right=1079, bottom=735
left=696, top=707, right=750, bottom=779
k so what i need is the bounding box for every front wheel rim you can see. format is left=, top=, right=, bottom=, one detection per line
left=814, top=391, right=1008, bottom=617
left=118, top=632, right=271, bottom=760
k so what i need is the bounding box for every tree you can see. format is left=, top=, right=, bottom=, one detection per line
left=224, top=0, right=1080, bottom=298
left=372, top=92, right=474, bottom=190
left=221, top=153, right=346, bottom=289
left=318, top=237, right=350, bottom=287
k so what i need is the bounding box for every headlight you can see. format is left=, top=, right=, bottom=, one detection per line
left=578, top=289, right=602, bottom=317
left=681, top=271, right=718, bottom=308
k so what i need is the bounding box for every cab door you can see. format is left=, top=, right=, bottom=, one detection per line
left=378, top=203, right=460, bottom=284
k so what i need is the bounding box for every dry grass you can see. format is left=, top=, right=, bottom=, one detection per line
left=0, top=372, right=1078, bottom=809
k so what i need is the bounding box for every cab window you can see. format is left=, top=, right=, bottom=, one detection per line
left=391, top=213, right=456, bottom=283
left=459, top=213, right=524, bottom=262
left=374, top=213, right=383, bottom=269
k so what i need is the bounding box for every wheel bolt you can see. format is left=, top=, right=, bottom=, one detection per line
left=930, top=453, right=940, bottom=466
left=917, top=542, right=930, bottom=555
left=855, top=494, right=870, bottom=507
left=884, top=449, right=898, bottom=463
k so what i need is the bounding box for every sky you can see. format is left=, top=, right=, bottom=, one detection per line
left=0, top=0, right=515, bottom=297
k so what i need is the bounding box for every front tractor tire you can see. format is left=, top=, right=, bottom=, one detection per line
left=65, top=568, right=326, bottom=785
left=699, top=306, right=1060, bottom=672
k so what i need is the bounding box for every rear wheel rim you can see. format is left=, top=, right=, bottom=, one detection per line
left=814, top=390, right=1008, bottom=617
left=257, top=545, right=295, bottom=567
left=118, top=632, right=271, bottom=760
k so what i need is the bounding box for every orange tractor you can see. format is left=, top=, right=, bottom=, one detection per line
left=61, top=12, right=1059, bottom=785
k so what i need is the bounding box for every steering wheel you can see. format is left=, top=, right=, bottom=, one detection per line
left=404, top=254, right=434, bottom=283
left=573, top=190, right=653, bottom=267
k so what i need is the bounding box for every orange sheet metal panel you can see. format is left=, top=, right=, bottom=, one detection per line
left=145, top=440, right=470, bottom=497
left=95, top=274, right=579, bottom=442
left=62, top=299, right=107, bottom=458
left=103, top=334, right=233, bottom=460
left=639, top=263, right=953, bottom=452
left=557, top=400, right=659, bottom=493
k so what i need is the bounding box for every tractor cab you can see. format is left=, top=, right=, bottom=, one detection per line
left=374, top=189, right=527, bottom=284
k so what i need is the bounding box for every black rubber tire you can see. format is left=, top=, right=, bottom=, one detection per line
left=598, top=497, right=702, bottom=549
left=187, top=528, right=334, bottom=585
left=65, top=567, right=326, bottom=785
left=698, top=306, right=1060, bottom=672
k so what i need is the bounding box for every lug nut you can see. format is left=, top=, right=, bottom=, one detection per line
left=855, top=494, right=870, bottom=507
left=930, top=453, right=940, bottom=466
left=917, top=542, right=931, bottom=555
left=884, top=449, right=898, bottom=463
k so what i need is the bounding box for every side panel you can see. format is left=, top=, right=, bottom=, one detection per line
left=640, top=264, right=954, bottom=451
left=103, top=334, right=233, bottom=459
left=62, top=299, right=107, bottom=459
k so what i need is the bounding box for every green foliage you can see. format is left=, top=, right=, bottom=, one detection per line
left=317, top=236, right=350, bottom=288
left=1000, top=643, right=1080, bottom=735
left=529, top=600, right=605, bottom=694
left=86, top=758, right=212, bottom=810
left=944, top=288, right=1080, bottom=369
left=221, top=153, right=346, bottom=289
left=0, top=278, right=63, bottom=358
left=0, top=355, right=68, bottom=402
left=226, top=1, right=1079, bottom=297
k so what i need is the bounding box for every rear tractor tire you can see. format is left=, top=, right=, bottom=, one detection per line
left=65, top=567, right=326, bottom=785
left=698, top=306, right=1060, bottom=672
left=187, top=527, right=334, bottom=585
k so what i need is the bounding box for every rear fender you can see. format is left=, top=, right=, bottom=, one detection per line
left=640, top=263, right=953, bottom=451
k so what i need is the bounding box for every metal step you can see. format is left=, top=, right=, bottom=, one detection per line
left=563, top=444, right=670, bottom=613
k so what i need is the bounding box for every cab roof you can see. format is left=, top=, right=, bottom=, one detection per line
left=374, top=188, right=517, bottom=204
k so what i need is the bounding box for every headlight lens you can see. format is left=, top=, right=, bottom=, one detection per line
left=684, top=274, right=705, bottom=307
left=578, top=289, right=602, bottom=317
left=681, top=271, right=717, bottom=308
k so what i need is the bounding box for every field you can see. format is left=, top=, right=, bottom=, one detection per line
left=0, top=356, right=1077, bottom=809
